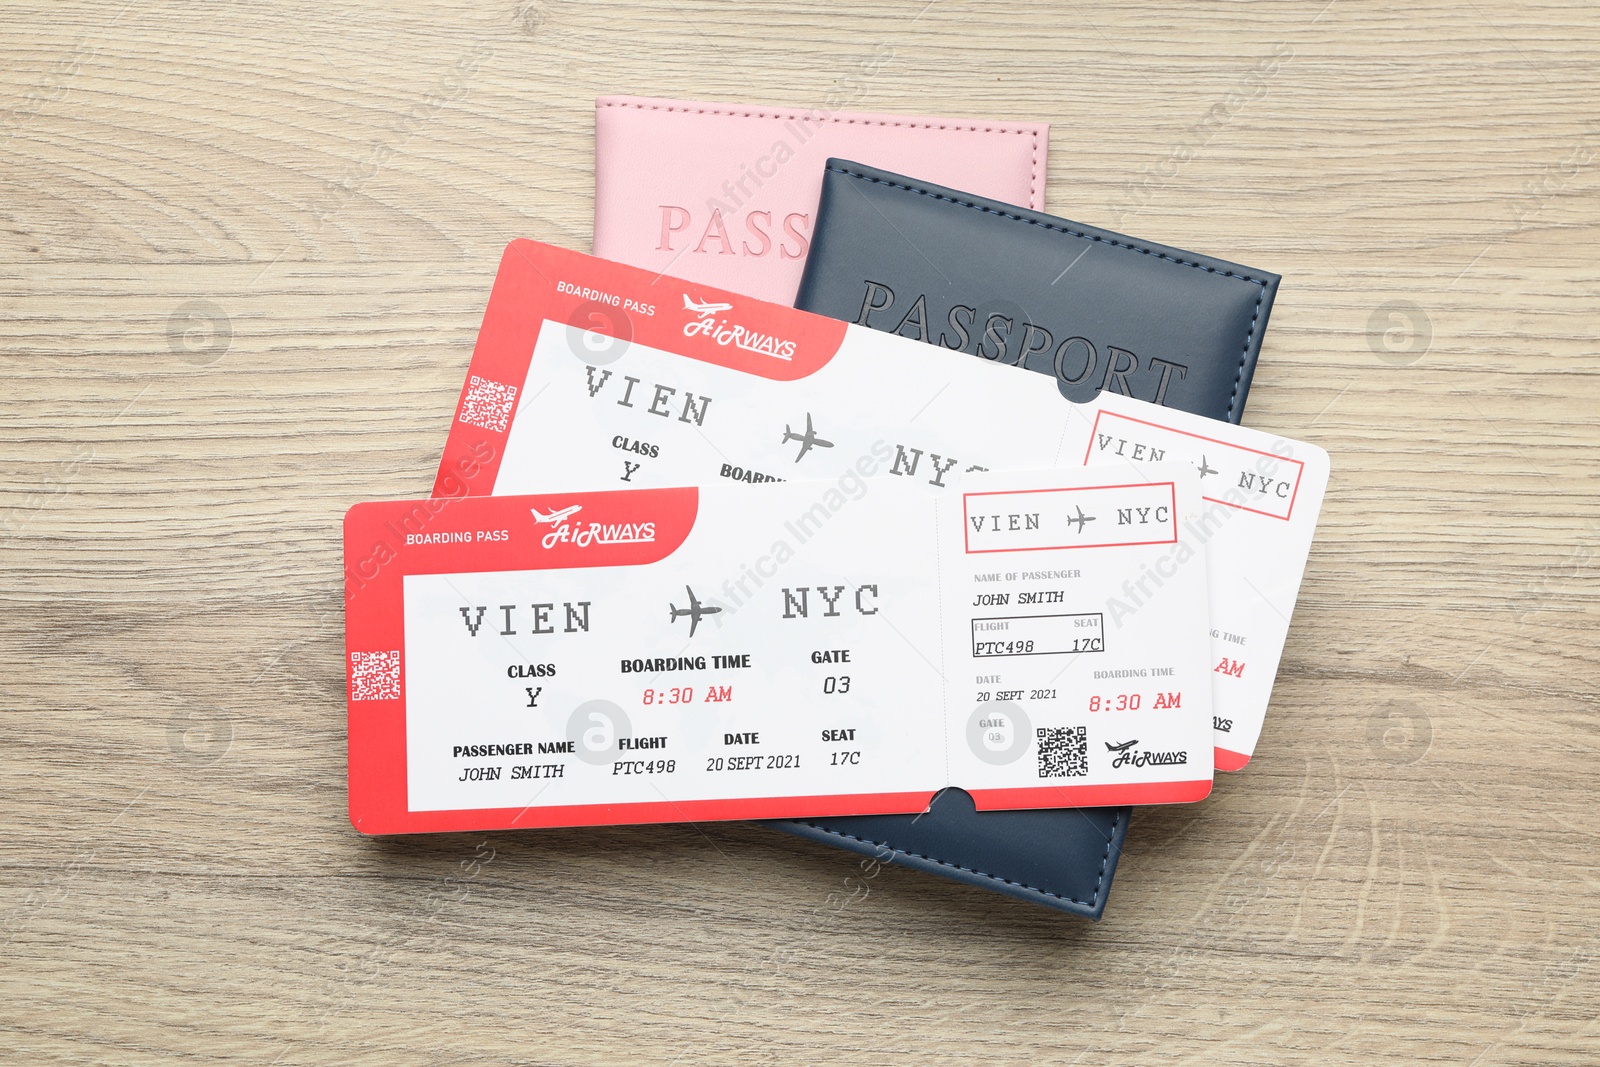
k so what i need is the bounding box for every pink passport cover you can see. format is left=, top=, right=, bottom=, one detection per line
left=594, top=95, right=1048, bottom=304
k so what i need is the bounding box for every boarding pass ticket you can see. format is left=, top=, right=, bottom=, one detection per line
left=345, top=467, right=1215, bottom=833
left=430, top=240, right=1331, bottom=769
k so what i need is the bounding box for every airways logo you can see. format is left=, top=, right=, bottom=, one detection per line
left=532, top=504, right=657, bottom=551
left=1107, top=739, right=1188, bottom=769
left=680, top=294, right=798, bottom=361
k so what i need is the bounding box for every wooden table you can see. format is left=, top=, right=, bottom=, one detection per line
left=4, top=2, right=1597, bottom=1062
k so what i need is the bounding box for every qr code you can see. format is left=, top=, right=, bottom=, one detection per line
left=458, top=375, right=518, bottom=433
left=350, top=650, right=401, bottom=701
left=1037, top=726, right=1088, bottom=778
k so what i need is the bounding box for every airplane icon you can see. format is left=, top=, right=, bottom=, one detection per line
left=1197, top=455, right=1218, bottom=479
left=530, top=504, right=582, bottom=525
left=1104, top=739, right=1139, bottom=754
left=781, top=412, right=835, bottom=462
left=683, top=295, right=733, bottom=318
left=1065, top=505, right=1097, bottom=533
left=669, top=585, right=722, bottom=637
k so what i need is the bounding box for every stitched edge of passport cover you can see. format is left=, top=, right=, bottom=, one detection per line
left=776, top=804, right=1127, bottom=917
left=596, top=97, right=1048, bottom=210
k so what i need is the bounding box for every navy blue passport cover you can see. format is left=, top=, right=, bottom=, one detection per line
left=795, top=159, right=1278, bottom=424
left=772, top=159, right=1281, bottom=918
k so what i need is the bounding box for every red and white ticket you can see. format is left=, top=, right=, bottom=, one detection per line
left=345, top=467, right=1215, bottom=834
left=425, top=240, right=1329, bottom=772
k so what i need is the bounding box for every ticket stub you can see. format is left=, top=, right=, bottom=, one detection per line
left=1063, top=405, right=1330, bottom=767
left=345, top=468, right=1215, bottom=834
left=430, top=240, right=1330, bottom=769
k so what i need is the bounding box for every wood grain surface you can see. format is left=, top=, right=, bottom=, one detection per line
left=3, top=1, right=1597, bottom=1063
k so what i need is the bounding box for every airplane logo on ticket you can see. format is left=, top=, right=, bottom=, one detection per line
left=668, top=585, right=722, bottom=637
left=682, top=295, right=732, bottom=318
left=531, top=504, right=582, bottom=526
left=781, top=412, right=834, bottom=462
